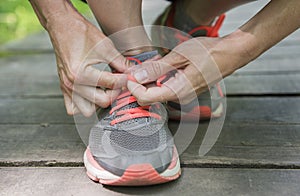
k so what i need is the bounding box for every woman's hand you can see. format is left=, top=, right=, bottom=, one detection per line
left=49, top=14, right=130, bottom=117
left=30, top=0, right=130, bottom=116
left=127, top=34, right=250, bottom=105
left=127, top=0, right=300, bottom=106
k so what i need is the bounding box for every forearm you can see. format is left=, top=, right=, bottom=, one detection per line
left=240, top=0, right=299, bottom=58
left=215, top=0, right=300, bottom=76
left=29, top=0, right=83, bottom=29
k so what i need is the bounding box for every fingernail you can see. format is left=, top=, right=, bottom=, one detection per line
left=134, top=69, right=148, bottom=83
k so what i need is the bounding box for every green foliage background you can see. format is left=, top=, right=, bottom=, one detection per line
left=0, top=0, right=90, bottom=45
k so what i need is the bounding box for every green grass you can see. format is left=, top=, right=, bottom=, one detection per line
left=0, top=0, right=90, bottom=45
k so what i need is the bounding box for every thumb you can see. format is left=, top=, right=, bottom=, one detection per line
left=132, top=51, right=185, bottom=84
left=110, top=52, right=135, bottom=72
left=95, top=38, right=135, bottom=72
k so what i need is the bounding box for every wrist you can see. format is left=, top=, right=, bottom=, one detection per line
left=30, top=0, right=81, bottom=29
left=212, top=30, right=260, bottom=77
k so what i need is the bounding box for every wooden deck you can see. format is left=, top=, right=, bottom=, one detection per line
left=1, top=0, right=300, bottom=195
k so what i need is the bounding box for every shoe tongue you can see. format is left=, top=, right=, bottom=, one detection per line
left=111, top=51, right=159, bottom=126
left=116, top=50, right=159, bottom=110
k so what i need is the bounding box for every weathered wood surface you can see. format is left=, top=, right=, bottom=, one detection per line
left=1, top=97, right=300, bottom=166
left=0, top=53, right=300, bottom=97
left=0, top=0, right=300, bottom=195
left=0, top=125, right=85, bottom=164
left=0, top=54, right=60, bottom=97
left=0, top=97, right=299, bottom=124
left=2, top=123, right=300, bottom=167
left=1, top=167, right=300, bottom=196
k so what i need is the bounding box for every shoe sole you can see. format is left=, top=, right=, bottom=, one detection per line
left=84, top=147, right=181, bottom=186
left=167, top=102, right=224, bottom=121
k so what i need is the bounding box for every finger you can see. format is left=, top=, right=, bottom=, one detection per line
left=130, top=60, right=175, bottom=84
left=127, top=80, right=176, bottom=106
left=58, top=54, right=128, bottom=90
left=72, top=84, right=121, bottom=108
left=109, top=52, right=135, bottom=72
left=124, top=54, right=162, bottom=75
left=94, top=39, right=135, bottom=72
left=61, top=69, right=114, bottom=116
left=129, top=69, right=200, bottom=105
left=76, top=67, right=127, bottom=89
left=72, top=92, right=96, bottom=117
left=60, top=69, right=74, bottom=90
left=62, top=84, right=99, bottom=116
left=163, top=70, right=199, bottom=104
left=130, top=51, right=188, bottom=84
left=62, top=91, right=80, bottom=115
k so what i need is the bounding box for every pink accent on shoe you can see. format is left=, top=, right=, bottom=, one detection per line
left=101, top=163, right=180, bottom=186
left=85, top=147, right=181, bottom=186
left=168, top=105, right=212, bottom=121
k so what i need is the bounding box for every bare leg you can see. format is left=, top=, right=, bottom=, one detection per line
left=86, top=0, right=153, bottom=56
left=182, top=0, right=257, bottom=25
left=86, top=0, right=257, bottom=55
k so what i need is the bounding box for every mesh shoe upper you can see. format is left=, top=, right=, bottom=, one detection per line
left=89, top=51, right=175, bottom=176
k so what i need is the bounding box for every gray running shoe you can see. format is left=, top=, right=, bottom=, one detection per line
left=84, top=51, right=181, bottom=186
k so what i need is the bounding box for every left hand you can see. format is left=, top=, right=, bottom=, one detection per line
left=127, top=36, right=242, bottom=105
left=128, top=0, right=300, bottom=106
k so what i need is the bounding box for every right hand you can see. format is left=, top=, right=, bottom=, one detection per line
left=46, top=13, right=131, bottom=117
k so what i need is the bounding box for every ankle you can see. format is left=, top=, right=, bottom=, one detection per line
left=173, top=0, right=215, bottom=32
left=187, top=12, right=215, bottom=27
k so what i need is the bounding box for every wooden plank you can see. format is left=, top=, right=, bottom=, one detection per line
left=0, top=45, right=299, bottom=98
left=0, top=125, right=85, bottom=163
left=1, top=123, right=300, bottom=166
left=174, top=123, right=300, bottom=167
left=224, top=97, right=300, bottom=124
left=0, top=54, right=61, bottom=97
left=0, top=54, right=299, bottom=96
left=1, top=167, right=300, bottom=195
left=0, top=54, right=299, bottom=97
left=0, top=97, right=299, bottom=124
left=224, top=74, right=300, bottom=95
left=0, top=98, right=74, bottom=124
left=0, top=98, right=101, bottom=125
left=235, top=56, right=300, bottom=73
left=0, top=37, right=299, bottom=98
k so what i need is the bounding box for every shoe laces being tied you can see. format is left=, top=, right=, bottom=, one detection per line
left=108, top=57, right=163, bottom=126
